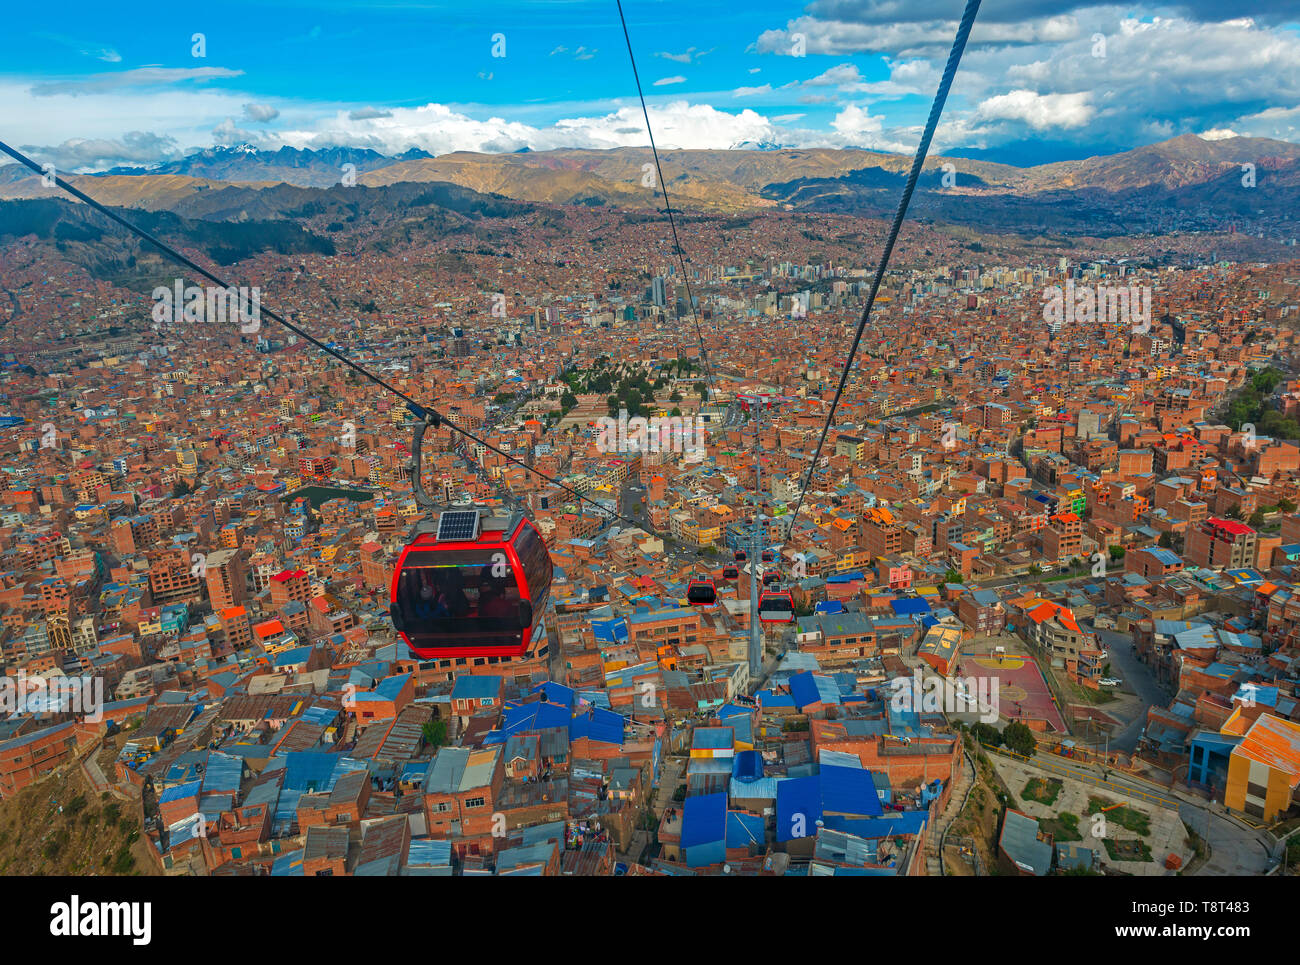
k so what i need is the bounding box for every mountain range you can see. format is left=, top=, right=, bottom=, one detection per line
left=1, top=134, right=1297, bottom=237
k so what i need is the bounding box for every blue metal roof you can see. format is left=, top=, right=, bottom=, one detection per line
left=451, top=675, right=502, bottom=700
left=789, top=671, right=841, bottom=709
left=827, top=571, right=865, bottom=584
left=693, top=727, right=734, bottom=750
left=890, top=597, right=932, bottom=615
left=821, top=764, right=884, bottom=816
left=725, top=810, right=766, bottom=849
left=732, top=749, right=764, bottom=781
left=592, top=618, right=629, bottom=644
left=158, top=780, right=201, bottom=804
left=681, top=792, right=727, bottom=848
left=777, top=775, right=822, bottom=842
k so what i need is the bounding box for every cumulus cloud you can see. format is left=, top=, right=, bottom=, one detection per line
left=975, top=90, right=1094, bottom=130
left=212, top=117, right=274, bottom=147
left=275, top=101, right=793, bottom=154
left=803, top=0, right=1299, bottom=26
left=242, top=102, right=280, bottom=123
left=19, top=131, right=179, bottom=171
left=755, top=9, right=1300, bottom=152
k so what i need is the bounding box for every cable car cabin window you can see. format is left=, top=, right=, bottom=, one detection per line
left=395, top=550, right=523, bottom=634
left=513, top=523, right=553, bottom=611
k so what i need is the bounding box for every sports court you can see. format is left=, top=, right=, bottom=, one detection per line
left=955, top=652, right=1066, bottom=733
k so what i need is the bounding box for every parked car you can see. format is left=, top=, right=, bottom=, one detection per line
left=1098, top=677, right=1123, bottom=687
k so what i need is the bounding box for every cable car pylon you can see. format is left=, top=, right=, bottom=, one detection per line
left=748, top=397, right=762, bottom=683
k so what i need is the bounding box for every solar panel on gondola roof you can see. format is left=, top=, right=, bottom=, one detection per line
left=436, top=510, right=479, bottom=542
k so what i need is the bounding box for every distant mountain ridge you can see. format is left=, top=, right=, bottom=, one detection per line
left=2, top=134, right=1297, bottom=235
left=99, top=144, right=436, bottom=188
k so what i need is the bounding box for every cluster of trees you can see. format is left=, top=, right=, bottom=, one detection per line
left=556, top=356, right=702, bottom=419
left=970, top=720, right=1037, bottom=757
left=1226, top=367, right=1298, bottom=440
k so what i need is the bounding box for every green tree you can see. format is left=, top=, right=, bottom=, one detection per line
left=1003, top=721, right=1037, bottom=757
left=422, top=718, right=448, bottom=750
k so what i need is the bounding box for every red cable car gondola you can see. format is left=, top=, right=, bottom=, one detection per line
left=761, top=549, right=775, bottom=563
left=390, top=414, right=553, bottom=659
left=686, top=578, right=717, bottom=606
left=758, top=589, right=795, bottom=624
left=734, top=550, right=746, bottom=562
left=762, top=570, right=779, bottom=586
left=722, top=565, right=739, bottom=580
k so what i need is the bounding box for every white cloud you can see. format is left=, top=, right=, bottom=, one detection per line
left=975, top=90, right=1094, bottom=130
left=242, top=102, right=280, bottom=123
left=756, top=8, right=1300, bottom=151
left=18, top=131, right=180, bottom=171
left=831, top=105, right=884, bottom=139
left=656, top=47, right=713, bottom=64
left=32, top=66, right=244, bottom=97
left=273, top=100, right=794, bottom=154
left=756, top=14, right=1081, bottom=58
left=804, top=64, right=865, bottom=87
left=654, top=76, right=686, bottom=86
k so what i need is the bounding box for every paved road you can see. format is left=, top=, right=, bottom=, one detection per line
left=1089, top=626, right=1170, bottom=753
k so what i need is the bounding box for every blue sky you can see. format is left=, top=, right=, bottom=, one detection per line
left=3, top=0, right=1299, bottom=170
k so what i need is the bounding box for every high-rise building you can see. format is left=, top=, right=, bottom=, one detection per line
left=205, top=548, right=247, bottom=610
